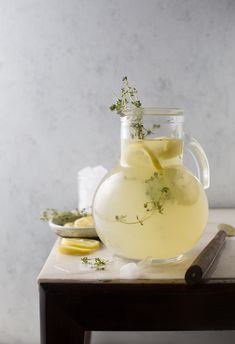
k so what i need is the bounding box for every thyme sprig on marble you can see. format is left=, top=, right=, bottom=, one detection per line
left=81, top=257, right=109, bottom=271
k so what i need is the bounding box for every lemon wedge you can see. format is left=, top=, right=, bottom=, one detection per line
left=64, top=222, right=75, bottom=227
left=61, top=238, right=100, bottom=250
left=58, top=244, right=95, bottom=255
left=159, top=139, right=183, bottom=159
left=124, top=142, right=162, bottom=171
left=74, top=215, right=94, bottom=228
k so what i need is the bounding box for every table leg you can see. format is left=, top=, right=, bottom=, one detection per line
left=40, top=285, right=87, bottom=344
left=84, top=331, right=92, bottom=344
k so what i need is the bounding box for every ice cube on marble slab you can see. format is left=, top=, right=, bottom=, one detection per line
left=78, top=165, right=107, bottom=212
left=120, top=262, right=140, bottom=279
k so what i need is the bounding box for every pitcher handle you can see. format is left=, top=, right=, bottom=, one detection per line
left=184, top=134, right=210, bottom=189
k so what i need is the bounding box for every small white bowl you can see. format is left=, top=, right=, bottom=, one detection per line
left=49, top=220, right=98, bottom=238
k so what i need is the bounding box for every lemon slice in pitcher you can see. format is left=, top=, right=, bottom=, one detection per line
left=159, top=139, right=183, bottom=159
left=124, top=142, right=162, bottom=171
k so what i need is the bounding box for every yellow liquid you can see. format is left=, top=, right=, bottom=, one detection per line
left=93, top=138, right=208, bottom=260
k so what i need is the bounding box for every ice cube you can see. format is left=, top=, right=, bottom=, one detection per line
left=78, top=165, right=107, bottom=212
left=120, top=262, right=140, bottom=279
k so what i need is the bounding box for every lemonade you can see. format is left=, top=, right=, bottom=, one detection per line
left=93, top=137, right=208, bottom=261
left=94, top=78, right=209, bottom=261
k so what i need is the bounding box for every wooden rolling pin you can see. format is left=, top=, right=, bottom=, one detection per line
left=185, top=229, right=227, bottom=285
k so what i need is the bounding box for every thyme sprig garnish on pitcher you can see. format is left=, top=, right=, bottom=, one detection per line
left=130, top=123, right=161, bottom=140
left=109, top=76, right=142, bottom=113
left=110, top=77, right=170, bottom=226
left=109, top=76, right=160, bottom=139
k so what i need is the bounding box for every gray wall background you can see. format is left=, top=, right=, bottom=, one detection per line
left=0, top=0, right=235, bottom=343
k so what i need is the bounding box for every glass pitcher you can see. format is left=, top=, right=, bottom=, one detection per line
left=93, top=108, right=210, bottom=261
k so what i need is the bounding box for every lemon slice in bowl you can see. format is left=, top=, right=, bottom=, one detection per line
left=64, top=222, right=75, bottom=227
left=74, top=215, right=94, bottom=228
left=61, top=238, right=100, bottom=250
left=124, top=142, right=162, bottom=171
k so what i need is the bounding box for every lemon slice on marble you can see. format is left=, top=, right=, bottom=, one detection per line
left=61, top=238, right=100, bottom=250
left=58, top=244, right=95, bottom=255
left=74, top=215, right=94, bottom=228
left=124, top=142, right=162, bottom=171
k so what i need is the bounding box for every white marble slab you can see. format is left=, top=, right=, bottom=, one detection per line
left=38, top=209, right=235, bottom=284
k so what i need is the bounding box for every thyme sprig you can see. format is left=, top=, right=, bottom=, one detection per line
left=130, top=123, right=161, bottom=140
left=81, top=257, right=109, bottom=271
left=110, top=76, right=145, bottom=139
left=115, top=177, right=170, bottom=226
left=145, top=173, right=171, bottom=214
left=109, top=76, right=142, bottom=113
left=110, top=77, right=170, bottom=227
left=110, top=76, right=160, bottom=139
left=115, top=211, right=154, bottom=226
left=40, top=208, right=88, bottom=226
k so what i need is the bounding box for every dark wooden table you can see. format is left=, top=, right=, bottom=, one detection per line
left=38, top=209, right=235, bottom=344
